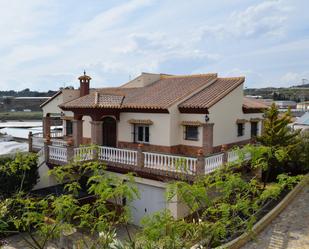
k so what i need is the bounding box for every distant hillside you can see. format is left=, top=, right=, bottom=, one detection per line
left=245, top=84, right=309, bottom=102
left=290, top=83, right=309, bottom=88
left=0, top=88, right=57, bottom=97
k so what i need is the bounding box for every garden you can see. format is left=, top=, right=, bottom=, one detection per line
left=0, top=104, right=308, bottom=249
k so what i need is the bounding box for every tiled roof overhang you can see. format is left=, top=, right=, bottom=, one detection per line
left=242, top=97, right=269, bottom=113
left=178, top=107, right=209, bottom=114
left=178, top=77, right=245, bottom=112
left=128, top=119, right=154, bottom=125
left=180, top=121, right=204, bottom=126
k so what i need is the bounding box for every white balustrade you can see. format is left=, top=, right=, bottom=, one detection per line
left=227, top=150, right=239, bottom=163
left=205, top=153, right=224, bottom=174
left=144, top=152, right=197, bottom=174
left=33, top=132, right=44, bottom=138
left=33, top=137, right=44, bottom=149
left=49, top=146, right=67, bottom=163
left=51, top=139, right=67, bottom=147
left=99, top=146, right=137, bottom=165
left=74, top=147, right=94, bottom=161
left=33, top=131, right=62, bottom=138
left=50, top=131, right=63, bottom=138
left=244, top=152, right=251, bottom=161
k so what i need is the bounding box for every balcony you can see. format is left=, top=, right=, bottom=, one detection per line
left=29, top=132, right=245, bottom=180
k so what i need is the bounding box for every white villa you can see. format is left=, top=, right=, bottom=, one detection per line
left=30, top=72, right=267, bottom=225
left=40, top=72, right=266, bottom=155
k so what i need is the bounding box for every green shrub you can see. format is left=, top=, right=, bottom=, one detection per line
left=289, top=131, right=309, bottom=174
left=0, top=153, right=39, bottom=198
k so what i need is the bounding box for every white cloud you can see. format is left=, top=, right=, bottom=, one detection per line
left=201, top=0, right=290, bottom=40
left=68, top=0, right=154, bottom=42
left=0, top=0, right=307, bottom=90
left=280, top=72, right=309, bottom=85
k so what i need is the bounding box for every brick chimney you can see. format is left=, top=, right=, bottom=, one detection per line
left=78, top=71, right=91, bottom=97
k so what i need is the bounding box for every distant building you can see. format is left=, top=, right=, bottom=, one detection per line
left=293, top=112, right=309, bottom=131
left=274, top=100, right=297, bottom=109
left=245, top=95, right=263, bottom=99
left=297, top=101, right=309, bottom=111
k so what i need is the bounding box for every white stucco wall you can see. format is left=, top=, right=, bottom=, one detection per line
left=42, top=94, right=63, bottom=116
left=82, top=116, right=92, bottom=138
left=209, top=84, right=264, bottom=147
left=118, top=112, right=171, bottom=146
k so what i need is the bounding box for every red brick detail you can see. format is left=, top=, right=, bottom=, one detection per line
left=202, top=123, right=214, bottom=155
left=82, top=137, right=92, bottom=144
left=43, top=116, right=51, bottom=138
left=118, top=141, right=202, bottom=157
left=212, top=139, right=251, bottom=153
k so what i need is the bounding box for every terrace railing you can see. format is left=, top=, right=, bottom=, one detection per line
left=99, top=146, right=137, bottom=165
left=74, top=147, right=95, bottom=162
left=48, top=146, right=67, bottom=163
left=44, top=143, right=252, bottom=176
left=144, top=152, right=197, bottom=174
left=32, top=136, right=45, bottom=150
left=205, top=153, right=224, bottom=174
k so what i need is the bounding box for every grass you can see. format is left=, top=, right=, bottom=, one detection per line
left=0, top=112, right=42, bottom=120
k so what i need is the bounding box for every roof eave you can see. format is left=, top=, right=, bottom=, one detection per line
left=178, top=107, right=209, bottom=114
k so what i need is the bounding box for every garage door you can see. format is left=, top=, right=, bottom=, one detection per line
left=130, top=183, right=166, bottom=226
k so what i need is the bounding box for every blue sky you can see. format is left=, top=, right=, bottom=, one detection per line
left=1, top=0, right=308, bottom=91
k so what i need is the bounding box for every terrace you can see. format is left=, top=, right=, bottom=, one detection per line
left=29, top=131, right=245, bottom=180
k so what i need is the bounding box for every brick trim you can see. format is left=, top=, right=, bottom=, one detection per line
left=118, top=141, right=202, bottom=157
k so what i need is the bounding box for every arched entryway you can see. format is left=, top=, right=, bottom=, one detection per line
left=102, top=117, right=117, bottom=147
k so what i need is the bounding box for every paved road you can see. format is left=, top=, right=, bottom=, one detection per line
left=243, top=184, right=309, bottom=249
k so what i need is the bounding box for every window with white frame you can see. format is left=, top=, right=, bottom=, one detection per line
left=133, top=124, right=150, bottom=143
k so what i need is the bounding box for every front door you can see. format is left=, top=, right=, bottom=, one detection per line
left=102, top=117, right=117, bottom=147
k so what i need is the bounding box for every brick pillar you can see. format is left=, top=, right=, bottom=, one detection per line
left=72, top=120, right=83, bottom=147
left=44, top=135, right=51, bottom=163
left=66, top=138, right=74, bottom=162
left=43, top=116, right=51, bottom=138
left=202, top=123, right=214, bottom=155
left=137, top=144, right=144, bottom=168
left=221, top=144, right=228, bottom=164
left=196, top=149, right=205, bottom=175
left=90, top=121, right=103, bottom=145
left=28, top=132, right=33, bottom=152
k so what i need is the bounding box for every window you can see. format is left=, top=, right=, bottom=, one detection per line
left=251, top=122, right=258, bottom=137
left=66, top=120, right=73, bottom=136
left=134, top=125, right=149, bottom=143
left=237, top=123, right=244, bottom=137
left=184, top=126, right=199, bottom=141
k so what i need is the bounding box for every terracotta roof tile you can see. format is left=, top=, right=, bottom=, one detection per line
left=178, top=77, right=245, bottom=109
left=62, top=92, right=124, bottom=108
left=243, top=97, right=269, bottom=110
left=60, top=74, right=218, bottom=110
